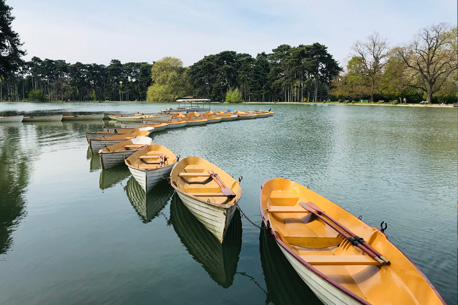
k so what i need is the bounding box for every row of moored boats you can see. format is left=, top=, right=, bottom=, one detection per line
left=0, top=113, right=106, bottom=122
left=84, top=108, right=444, bottom=305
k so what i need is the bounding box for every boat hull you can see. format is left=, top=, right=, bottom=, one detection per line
left=219, top=116, right=238, bottom=122
left=165, top=122, right=187, bottom=129
left=127, top=163, right=175, bottom=193
left=277, top=242, right=362, bottom=305
left=23, top=114, right=63, bottom=122
left=62, top=113, right=104, bottom=120
left=175, top=190, right=237, bottom=243
left=0, top=115, right=24, bottom=123
left=100, top=150, right=135, bottom=169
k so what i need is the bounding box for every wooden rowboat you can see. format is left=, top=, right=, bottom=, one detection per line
left=86, top=126, right=153, bottom=143
left=23, top=114, right=63, bottom=122
left=89, top=130, right=151, bottom=153
left=185, top=118, right=208, bottom=126
left=260, top=178, right=445, bottom=305
left=99, top=136, right=152, bottom=169
left=170, top=156, right=242, bottom=243
left=62, top=113, right=104, bottom=121
left=125, top=144, right=178, bottom=193
left=0, top=115, right=23, bottom=123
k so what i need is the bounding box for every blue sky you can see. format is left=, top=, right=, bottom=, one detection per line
left=9, top=0, right=457, bottom=67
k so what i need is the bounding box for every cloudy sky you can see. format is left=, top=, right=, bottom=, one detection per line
left=9, top=0, right=457, bottom=67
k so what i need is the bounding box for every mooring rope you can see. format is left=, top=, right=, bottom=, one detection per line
left=235, top=202, right=265, bottom=230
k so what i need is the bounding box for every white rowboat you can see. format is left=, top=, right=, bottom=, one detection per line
left=0, top=115, right=23, bottom=123
left=170, top=156, right=242, bottom=243
left=125, top=144, right=178, bottom=193
left=99, top=137, right=152, bottom=169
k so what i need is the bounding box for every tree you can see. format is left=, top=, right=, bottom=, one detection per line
left=146, top=57, right=190, bottom=102
left=397, top=23, right=457, bottom=103
left=0, top=0, right=25, bottom=81
left=352, top=33, right=388, bottom=103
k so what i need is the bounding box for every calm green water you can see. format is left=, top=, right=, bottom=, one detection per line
left=0, top=102, right=456, bottom=305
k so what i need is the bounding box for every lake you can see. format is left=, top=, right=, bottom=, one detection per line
left=0, top=102, right=456, bottom=304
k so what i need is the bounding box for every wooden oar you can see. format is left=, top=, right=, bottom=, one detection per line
left=209, top=170, right=236, bottom=197
left=303, top=201, right=390, bottom=265
left=298, top=202, right=386, bottom=265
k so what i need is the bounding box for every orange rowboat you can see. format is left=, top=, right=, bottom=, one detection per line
left=260, top=178, right=445, bottom=305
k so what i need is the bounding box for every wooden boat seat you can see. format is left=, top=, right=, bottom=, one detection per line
left=269, top=190, right=300, bottom=205
left=285, top=236, right=342, bottom=248
left=267, top=206, right=309, bottom=213
left=188, top=192, right=228, bottom=197
left=301, top=254, right=380, bottom=266
left=124, top=144, right=143, bottom=150
left=179, top=173, right=211, bottom=177
left=139, top=155, right=162, bottom=159
left=183, top=165, right=206, bottom=173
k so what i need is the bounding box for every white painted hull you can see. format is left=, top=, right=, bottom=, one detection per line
left=186, top=120, right=208, bottom=126
left=0, top=115, right=23, bottom=123
left=100, top=150, right=135, bottom=169
left=219, top=116, right=238, bottom=122
left=205, top=118, right=221, bottom=124
left=23, top=114, right=63, bottom=122
left=90, top=139, right=124, bottom=153
left=165, top=122, right=187, bottom=129
left=175, top=191, right=236, bottom=243
left=277, top=244, right=362, bottom=305
left=127, top=163, right=175, bottom=193
left=142, top=115, right=172, bottom=122
left=62, top=113, right=104, bottom=120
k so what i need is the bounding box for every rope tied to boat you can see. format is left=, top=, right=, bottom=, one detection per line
left=235, top=202, right=265, bottom=230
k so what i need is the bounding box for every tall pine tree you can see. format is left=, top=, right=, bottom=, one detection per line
left=0, top=0, right=25, bottom=79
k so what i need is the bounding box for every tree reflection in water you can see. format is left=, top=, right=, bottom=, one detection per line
left=0, top=124, right=31, bottom=254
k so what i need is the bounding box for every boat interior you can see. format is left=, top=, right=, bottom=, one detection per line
left=171, top=157, right=241, bottom=206
left=126, top=145, right=177, bottom=170
left=262, top=178, right=443, bottom=305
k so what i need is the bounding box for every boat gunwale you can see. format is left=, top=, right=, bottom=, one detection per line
left=259, top=178, right=446, bottom=305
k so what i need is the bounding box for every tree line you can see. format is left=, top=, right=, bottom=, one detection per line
left=1, top=58, right=153, bottom=102
left=331, top=23, right=457, bottom=104
left=146, top=43, right=341, bottom=103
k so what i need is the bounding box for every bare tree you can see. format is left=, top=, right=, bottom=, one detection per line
left=397, top=23, right=457, bottom=104
left=352, top=32, right=388, bottom=102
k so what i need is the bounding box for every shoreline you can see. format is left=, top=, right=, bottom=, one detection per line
left=241, top=101, right=456, bottom=108
left=1, top=100, right=456, bottom=108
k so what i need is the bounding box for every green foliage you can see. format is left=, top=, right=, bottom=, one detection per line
left=0, top=0, right=25, bottom=79
left=27, top=89, right=45, bottom=102
left=146, top=57, right=190, bottom=102
left=225, top=88, right=243, bottom=103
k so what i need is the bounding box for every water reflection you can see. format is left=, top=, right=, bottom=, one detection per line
left=124, top=177, right=173, bottom=223
left=99, top=165, right=131, bottom=190
left=170, top=194, right=242, bottom=288
left=260, top=228, right=322, bottom=305
left=0, top=124, right=31, bottom=254
left=88, top=147, right=101, bottom=171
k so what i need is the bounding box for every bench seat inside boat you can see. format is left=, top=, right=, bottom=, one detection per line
left=124, top=144, right=143, bottom=149
left=300, top=254, right=380, bottom=265
left=267, top=206, right=308, bottom=213
left=285, top=236, right=342, bottom=248
left=187, top=192, right=228, bottom=197
left=179, top=172, right=211, bottom=177
left=269, top=190, right=300, bottom=205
